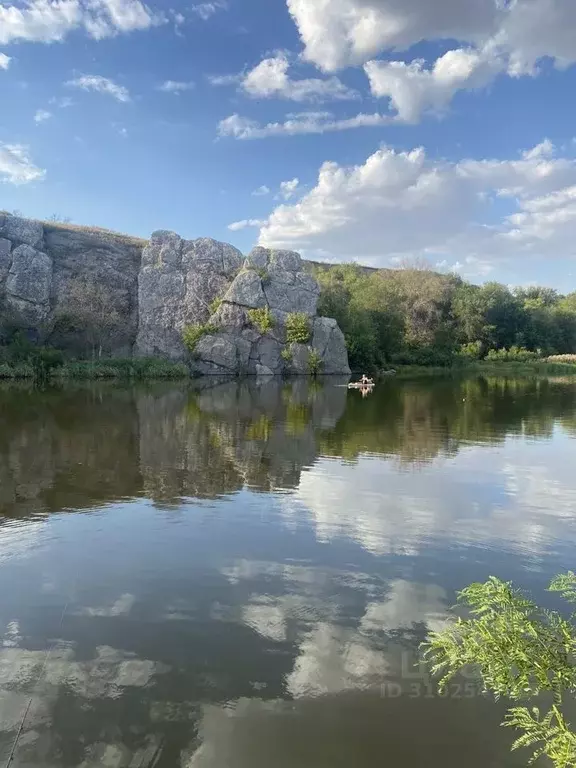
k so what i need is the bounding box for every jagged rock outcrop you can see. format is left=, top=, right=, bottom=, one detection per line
left=0, top=213, right=350, bottom=375
left=135, top=231, right=244, bottom=359
left=191, top=246, right=349, bottom=375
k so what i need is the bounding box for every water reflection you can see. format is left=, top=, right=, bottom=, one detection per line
left=0, top=375, right=574, bottom=766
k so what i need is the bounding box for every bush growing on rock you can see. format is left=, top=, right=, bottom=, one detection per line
left=286, top=312, right=311, bottom=344
left=248, top=306, right=275, bottom=334
left=308, top=349, right=323, bottom=376
left=182, top=323, right=218, bottom=353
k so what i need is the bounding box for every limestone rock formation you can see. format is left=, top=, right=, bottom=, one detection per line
left=135, top=231, right=244, bottom=359
left=191, top=246, right=350, bottom=376
left=0, top=213, right=350, bottom=375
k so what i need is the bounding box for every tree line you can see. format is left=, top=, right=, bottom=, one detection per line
left=313, top=264, right=576, bottom=370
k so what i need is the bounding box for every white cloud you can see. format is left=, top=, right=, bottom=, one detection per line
left=190, top=1, right=227, bottom=21
left=256, top=140, right=576, bottom=271
left=66, top=74, right=131, bottom=102
left=227, top=218, right=265, bottom=231
left=365, top=47, right=503, bottom=123
left=287, top=0, right=576, bottom=74
left=241, top=52, right=358, bottom=102
left=218, top=110, right=391, bottom=139
left=34, top=108, right=52, bottom=122
left=158, top=79, right=195, bottom=93
left=207, top=72, right=242, bottom=86
left=0, top=0, right=163, bottom=45
left=0, top=142, right=45, bottom=184
left=0, top=52, right=11, bottom=69
left=252, top=185, right=270, bottom=197
left=279, top=177, right=300, bottom=199
left=285, top=0, right=576, bottom=123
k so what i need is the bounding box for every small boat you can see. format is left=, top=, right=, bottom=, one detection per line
left=348, top=380, right=374, bottom=390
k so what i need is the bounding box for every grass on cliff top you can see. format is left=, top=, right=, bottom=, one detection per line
left=1, top=210, right=146, bottom=247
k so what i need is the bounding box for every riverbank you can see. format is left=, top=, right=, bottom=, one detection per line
left=0, top=358, right=190, bottom=380
left=392, top=360, right=576, bottom=377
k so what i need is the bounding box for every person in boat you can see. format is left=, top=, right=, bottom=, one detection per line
left=360, top=374, right=372, bottom=386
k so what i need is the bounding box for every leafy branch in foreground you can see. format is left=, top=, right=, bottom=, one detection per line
left=422, top=574, right=576, bottom=768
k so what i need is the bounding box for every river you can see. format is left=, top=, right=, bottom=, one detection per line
left=0, top=374, right=575, bottom=767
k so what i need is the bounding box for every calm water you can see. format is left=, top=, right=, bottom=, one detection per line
left=1, top=375, right=576, bottom=767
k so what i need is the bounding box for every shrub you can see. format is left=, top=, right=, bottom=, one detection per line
left=485, top=345, right=539, bottom=363
left=182, top=323, right=218, bottom=353
left=308, top=348, right=323, bottom=376
left=281, top=347, right=293, bottom=363
left=423, top=573, right=576, bottom=768
left=209, top=297, right=223, bottom=316
left=457, top=340, right=483, bottom=360
left=286, top=312, right=311, bottom=344
left=248, top=306, right=275, bottom=334
left=0, top=363, right=15, bottom=378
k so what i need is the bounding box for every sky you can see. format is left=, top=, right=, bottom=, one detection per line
left=2, top=0, right=576, bottom=288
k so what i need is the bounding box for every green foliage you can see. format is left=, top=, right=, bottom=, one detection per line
left=55, top=358, right=189, bottom=379
left=281, top=347, right=293, bottom=363
left=248, top=306, right=275, bottom=334
left=209, top=297, right=223, bottom=315
left=485, top=346, right=539, bottom=362
left=314, top=264, right=576, bottom=370
left=182, top=323, right=218, bottom=353
left=458, top=341, right=484, bottom=360
left=308, top=348, right=323, bottom=376
left=286, top=312, right=311, bottom=344
left=423, top=575, right=576, bottom=768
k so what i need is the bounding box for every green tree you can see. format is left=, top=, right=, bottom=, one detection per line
left=423, top=574, right=576, bottom=768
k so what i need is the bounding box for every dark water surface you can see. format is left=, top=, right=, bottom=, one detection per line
left=1, top=375, right=576, bottom=767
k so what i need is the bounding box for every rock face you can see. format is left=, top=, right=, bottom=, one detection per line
left=135, top=231, right=244, bottom=360
left=0, top=214, right=142, bottom=354
left=0, top=213, right=350, bottom=374
left=191, top=246, right=350, bottom=376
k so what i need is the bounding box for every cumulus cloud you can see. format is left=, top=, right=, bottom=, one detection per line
left=284, top=0, right=576, bottom=123
left=0, top=0, right=163, bottom=45
left=256, top=140, right=576, bottom=272
left=279, top=177, right=300, bottom=199
left=34, top=108, right=52, bottom=122
left=66, top=74, right=131, bottom=102
left=218, top=110, right=390, bottom=139
left=158, top=79, right=195, bottom=93
left=287, top=0, right=576, bottom=74
left=0, top=142, right=45, bottom=184
left=241, top=52, right=358, bottom=102
left=0, top=52, right=11, bottom=69
left=365, top=47, right=504, bottom=123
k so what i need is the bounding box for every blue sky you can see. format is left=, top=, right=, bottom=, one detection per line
left=2, top=0, right=576, bottom=288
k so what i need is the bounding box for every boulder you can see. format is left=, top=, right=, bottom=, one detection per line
left=223, top=270, right=266, bottom=309
left=263, top=268, right=320, bottom=316
left=6, top=244, right=53, bottom=322
left=288, top=343, right=310, bottom=375
left=0, top=215, right=44, bottom=249
left=312, top=317, right=351, bottom=375
left=255, top=364, right=274, bottom=376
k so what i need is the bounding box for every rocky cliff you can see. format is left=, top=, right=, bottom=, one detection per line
left=0, top=213, right=350, bottom=375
